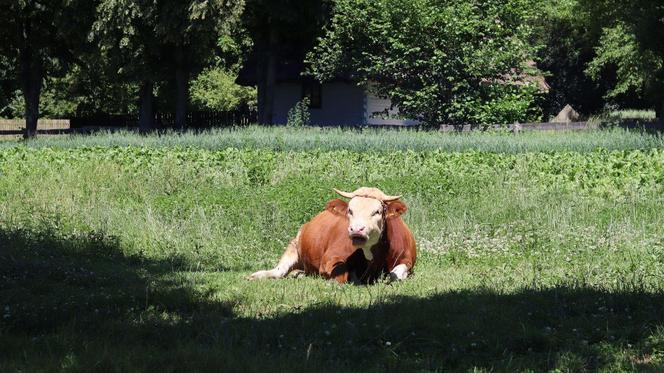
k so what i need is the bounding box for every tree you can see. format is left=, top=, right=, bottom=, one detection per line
left=580, top=0, right=664, bottom=118
left=530, top=0, right=611, bottom=117
left=243, top=0, right=330, bottom=124
left=308, top=0, right=543, bottom=126
left=4, top=65, right=138, bottom=118
left=92, top=0, right=167, bottom=132
left=0, top=0, right=96, bottom=137
left=93, top=0, right=244, bottom=131
left=154, top=0, right=244, bottom=129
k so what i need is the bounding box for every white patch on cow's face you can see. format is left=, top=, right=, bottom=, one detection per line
left=347, top=197, right=385, bottom=250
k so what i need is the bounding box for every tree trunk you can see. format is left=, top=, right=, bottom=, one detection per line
left=138, top=80, right=154, bottom=134
left=257, top=24, right=277, bottom=125
left=19, top=42, right=42, bottom=139
left=175, top=46, right=189, bottom=131
left=265, top=29, right=277, bottom=125
left=256, top=38, right=266, bottom=124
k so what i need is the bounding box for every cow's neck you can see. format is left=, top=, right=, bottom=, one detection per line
left=360, top=246, right=374, bottom=261
left=360, top=230, right=389, bottom=261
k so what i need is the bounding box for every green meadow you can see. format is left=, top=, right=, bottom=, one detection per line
left=1, top=128, right=664, bottom=371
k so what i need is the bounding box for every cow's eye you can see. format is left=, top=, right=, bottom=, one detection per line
left=348, top=209, right=353, bottom=216
left=372, top=210, right=381, bottom=216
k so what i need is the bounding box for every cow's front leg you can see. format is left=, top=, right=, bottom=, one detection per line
left=248, top=234, right=301, bottom=280
left=321, top=256, right=349, bottom=284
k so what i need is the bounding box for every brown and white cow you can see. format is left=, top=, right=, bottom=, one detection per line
left=249, top=187, right=416, bottom=284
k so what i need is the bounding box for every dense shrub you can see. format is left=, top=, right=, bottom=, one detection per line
left=190, top=67, right=257, bottom=112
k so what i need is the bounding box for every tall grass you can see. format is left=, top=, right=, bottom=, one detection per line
left=2, top=146, right=661, bottom=271
left=2, top=125, right=663, bottom=152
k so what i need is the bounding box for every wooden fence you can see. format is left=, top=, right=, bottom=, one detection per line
left=1, top=109, right=256, bottom=135
left=0, top=119, right=70, bottom=132
left=69, top=109, right=257, bottom=130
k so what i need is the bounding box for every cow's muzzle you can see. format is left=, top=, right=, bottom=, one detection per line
left=349, top=232, right=368, bottom=247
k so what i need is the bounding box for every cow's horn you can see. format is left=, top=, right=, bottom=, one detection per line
left=381, top=194, right=402, bottom=202
left=333, top=188, right=355, bottom=199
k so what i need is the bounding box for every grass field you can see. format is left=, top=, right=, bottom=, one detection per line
left=1, top=128, right=664, bottom=371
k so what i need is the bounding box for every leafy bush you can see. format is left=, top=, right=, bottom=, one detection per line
left=286, top=97, right=311, bottom=127
left=0, top=54, right=16, bottom=118
left=190, top=67, right=257, bottom=111
left=309, top=0, right=544, bottom=126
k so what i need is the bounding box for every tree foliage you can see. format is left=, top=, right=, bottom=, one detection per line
left=580, top=0, right=664, bottom=116
left=242, top=0, right=331, bottom=124
left=91, top=0, right=163, bottom=81
left=0, top=0, right=96, bottom=135
left=586, top=24, right=662, bottom=102
left=0, top=54, right=17, bottom=117
left=309, top=0, right=543, bottom=126
left=530, top=0, right=609, bottom=117
left=3, top=0, right=664, bottom=130
left=5, top=68, right=138, bottom=118
left=189, top=20, right=255, bottom=112
left=91, top=0, right=244, bottom=130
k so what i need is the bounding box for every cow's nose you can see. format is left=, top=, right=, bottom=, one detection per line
left=350, top=226, right=366, bottom=234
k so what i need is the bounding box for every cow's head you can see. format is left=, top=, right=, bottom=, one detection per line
left=327, top=187, right=407, bottom=250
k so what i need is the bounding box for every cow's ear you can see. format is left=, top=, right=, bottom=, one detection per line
left=386, top=200, right=407, bottom=218
left=326, top=199, right=348, bottom=216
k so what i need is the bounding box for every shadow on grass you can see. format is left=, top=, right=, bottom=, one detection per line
left=1, top=227, right=663, bottom=371
left=610, top=118, right=664, bottom=135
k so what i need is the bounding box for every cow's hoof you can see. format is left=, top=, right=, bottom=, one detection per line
left=290, top=269, right=306, bottom=278
left=248, top=271, right=267, bottom=280
left=387, top=272, right=409, bottom=283
left=387, top=264, right=409, bottom=283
